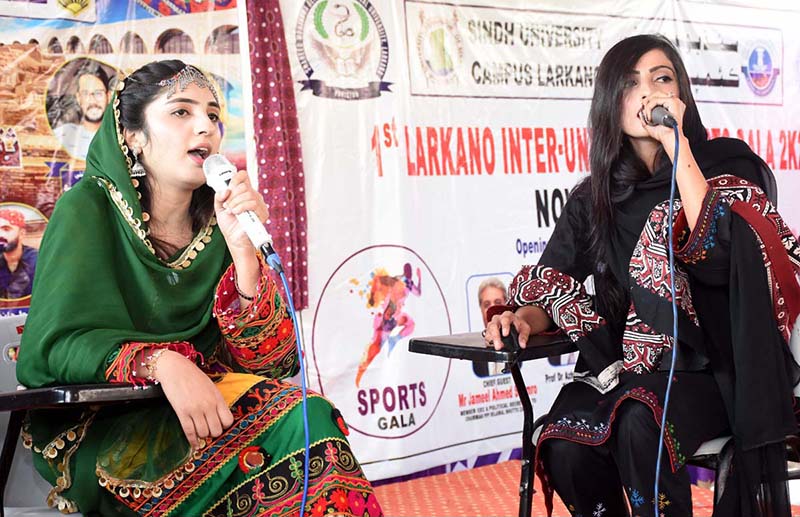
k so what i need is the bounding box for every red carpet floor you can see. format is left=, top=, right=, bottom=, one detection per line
left=373, top=460, right=799, bottom=516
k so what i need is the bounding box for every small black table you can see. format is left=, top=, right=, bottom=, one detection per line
left=409, top=332, right=576, bottom=517
left=0, top=384, right=163, bottom=516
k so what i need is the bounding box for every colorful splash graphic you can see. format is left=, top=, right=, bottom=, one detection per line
left=352, top=262, right=421, bottom=387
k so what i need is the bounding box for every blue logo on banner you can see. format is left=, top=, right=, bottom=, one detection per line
left=741, top=45, right=780, bottom=96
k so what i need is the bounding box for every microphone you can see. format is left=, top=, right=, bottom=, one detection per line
left=649, top=105, right=677, bottom=128
left=202, top=153, right=283, bottom=272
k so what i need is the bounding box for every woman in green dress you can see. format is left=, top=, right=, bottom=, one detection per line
left=17, top=60, right=382, bottom=517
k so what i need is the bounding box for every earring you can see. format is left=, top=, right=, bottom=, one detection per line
left=130, top=149, right=146, bottom=178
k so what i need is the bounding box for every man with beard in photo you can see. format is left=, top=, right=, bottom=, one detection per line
left=53, top=63, right=111, bottom=160
left=0, top=208, right=37, bottom=299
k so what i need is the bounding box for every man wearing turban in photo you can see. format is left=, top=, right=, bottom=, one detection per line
left=0, top=209, right=37, bottom=299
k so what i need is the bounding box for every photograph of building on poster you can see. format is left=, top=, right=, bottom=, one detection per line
left=0, top=2, right=244, bottom=314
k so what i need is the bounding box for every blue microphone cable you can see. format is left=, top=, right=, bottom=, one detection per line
left=261, top=245, right=311, bottom=517
left=654, top=124, right=681, bottom=515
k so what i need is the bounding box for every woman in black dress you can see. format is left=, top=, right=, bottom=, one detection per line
left=484, top=34, right=800, bottom=517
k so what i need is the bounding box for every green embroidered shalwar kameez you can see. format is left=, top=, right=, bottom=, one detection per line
left=17, top=94, right=381, bottom=517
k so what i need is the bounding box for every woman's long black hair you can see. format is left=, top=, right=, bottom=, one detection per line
left=117, top=59, right=216, bottom=259
left=577, top=34, right=707, bottom=325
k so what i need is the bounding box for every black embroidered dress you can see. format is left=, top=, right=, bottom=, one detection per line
left=504, top=139, right=800, bottom=516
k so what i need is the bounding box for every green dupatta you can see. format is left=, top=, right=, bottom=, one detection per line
left=17, top=91, right=230, bottom=387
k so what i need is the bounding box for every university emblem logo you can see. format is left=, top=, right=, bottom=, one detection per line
left=741, top=43, right=780, bottom=96
left=416, top=9, right=463, bottom=86
left=295, top=0, right=391, bottom=100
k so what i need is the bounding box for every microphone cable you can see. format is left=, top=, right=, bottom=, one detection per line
left=203, top=152, right=311, bottom=515
left=261, top=244, right=311, bottom=517
left=654, top=124, right=681, bottom=516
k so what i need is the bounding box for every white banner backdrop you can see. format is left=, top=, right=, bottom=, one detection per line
left=278, top=0, right=800, bottom=480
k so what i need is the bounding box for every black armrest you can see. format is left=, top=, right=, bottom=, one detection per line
left=0, top=383, right=163, bottom=412
left=0, top=383, right=163, bottom=516
left=409, top=331, right=575, bottom=363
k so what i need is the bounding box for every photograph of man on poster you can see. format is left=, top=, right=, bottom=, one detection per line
left=0, top=208, right=37, bottom=300
left=48, top=59, right=114, bottom=160
left=472, top=277, right=508, bottom=377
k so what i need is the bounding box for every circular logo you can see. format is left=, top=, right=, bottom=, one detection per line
left=295, top=0, right=391, bottom=100
left=311, top=245, right=451, bottom=438
left=742, top=43, right=780, bottom=96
